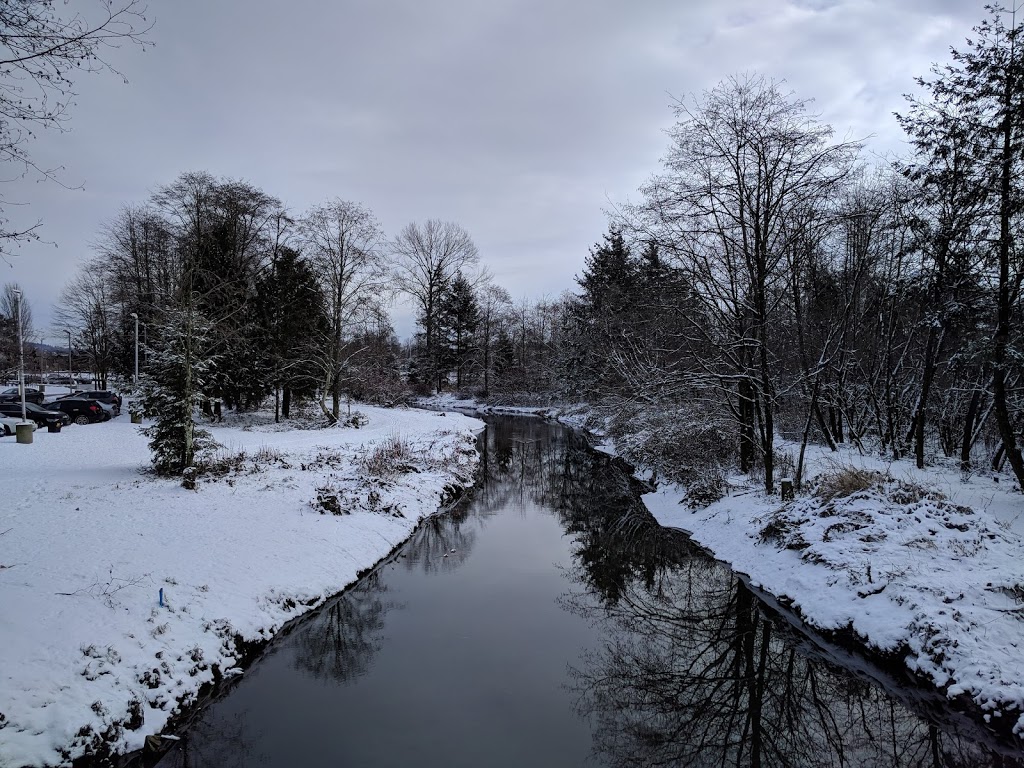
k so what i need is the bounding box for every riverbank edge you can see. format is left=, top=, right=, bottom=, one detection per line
left=65, top=473, right=481, bottom=768
left=1, top=408, right=485, bottom=768
left=421, top=397, right=1024, bottom=750
left=654, top=519, right=1024, bottom=755
left=106, top=480, right=479, bottom=768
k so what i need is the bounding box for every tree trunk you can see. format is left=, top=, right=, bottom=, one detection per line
left=960, top=385, right=983, bottom=472
left=282, top=387, right=292, bottom=420
left=739, top=377, right=756, bottom=473
left=908, top=327, right=944, bottom=469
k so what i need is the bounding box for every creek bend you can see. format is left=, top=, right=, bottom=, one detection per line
left=153, top=415, right=1023, bottom=768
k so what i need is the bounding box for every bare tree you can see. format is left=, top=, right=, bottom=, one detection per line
left=54, top=264, right=116, bottom=387
left=477, top=283, right=512, bottom=396
left=299, top=199, right=388, bottom=421
left=637, top=74, right=860, bottom=493
left=391, top=219, right=480, bottom=392
left=0, top=282, right=33, bottom=379
left=0, top=0, right=151, bottom=258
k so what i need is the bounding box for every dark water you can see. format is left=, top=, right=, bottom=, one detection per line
left=156, top=416, right=1024, bottom=768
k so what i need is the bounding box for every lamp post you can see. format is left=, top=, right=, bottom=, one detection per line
left=130, top=312, right=139, bottom=385
left=13, top=289, right=25, bottom=423
left=66, top=329, right=73, bottom=392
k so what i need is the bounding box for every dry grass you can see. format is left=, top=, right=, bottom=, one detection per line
left=812, top=466, right=888, bottom=501
left=361, top=434, right=419, bottom=477
left=191, top=445, right=289, bottom=482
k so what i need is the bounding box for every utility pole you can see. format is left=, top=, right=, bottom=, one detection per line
left=66, top=329, right=73, bottom=391
left=14, top=288, right=26, bottom=423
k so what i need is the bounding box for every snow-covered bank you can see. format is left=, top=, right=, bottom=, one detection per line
left=642, top=442, right=1024, bottom=740
left=0, top=405, right=482, bottom=767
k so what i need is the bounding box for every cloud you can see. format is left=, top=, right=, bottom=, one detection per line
left=2, top=0, right=986, bottom=340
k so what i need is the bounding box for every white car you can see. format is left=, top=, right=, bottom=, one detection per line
left=0, top=414, right=37, bottom=437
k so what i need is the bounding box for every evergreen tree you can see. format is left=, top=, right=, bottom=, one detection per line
left=253, top=246, right=329, bottom=420
left=578, top=228, right=635, bottom=318
left=565, top=227, right=639, bottom=397
left=137, top=297, right=217, bottom=478
left=903, top=4, right=1024, bottom=487
left=438, top=272, right=481, bottom=390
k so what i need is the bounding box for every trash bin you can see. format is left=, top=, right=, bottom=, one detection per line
left=15, top=422, right=33, bottom=444
left=47, top=422, right=61, bottom=433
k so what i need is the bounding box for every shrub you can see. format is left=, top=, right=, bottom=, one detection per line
left=361, top=434, right=419, bottom=477
left=608, top=402, right=733, bottom=507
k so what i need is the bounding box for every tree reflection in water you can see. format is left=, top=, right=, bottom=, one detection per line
left=291, top=571, right=395, bottom=683
left=481, top=417, right=1024, bottom=766
left=552, top=460, right=1024, bottom=766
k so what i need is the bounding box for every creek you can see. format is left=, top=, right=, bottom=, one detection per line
left=154, top=415, right=1023, bottom=767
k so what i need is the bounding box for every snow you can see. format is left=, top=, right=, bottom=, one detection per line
left=641, top=440, right=1024, bottom=738
left=0, top=404, right=482, bottom=767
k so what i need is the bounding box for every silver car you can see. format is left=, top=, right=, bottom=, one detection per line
left=0, top=415, right=37, bottom=437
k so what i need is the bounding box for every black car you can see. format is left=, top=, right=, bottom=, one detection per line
left=0, top=386, right=46, bottom=405
left=59, top=390, right=122, bottom=415
left=48, top=398, right=111, bottom=425
left=0, top=401, right=70, bottom=427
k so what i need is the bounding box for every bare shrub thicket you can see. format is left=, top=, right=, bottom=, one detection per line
left=608, top=404, right=733, bottom=507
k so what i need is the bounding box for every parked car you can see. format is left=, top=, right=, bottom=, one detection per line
left=0, top=401, right=70, bottom=428
left=47, top=398, right=111, bottom=425
left=58, top=390, right=122, bottom=415
left=0, top=414, right=37, bottom=436
left=0, top=386, right=45, bottom=405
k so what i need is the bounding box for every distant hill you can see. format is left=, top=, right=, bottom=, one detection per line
left=31, top=342, right=67, bottom=355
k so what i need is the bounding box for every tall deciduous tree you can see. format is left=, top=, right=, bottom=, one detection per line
left=391, top=219, right=480, bottom=392
left=638, top=74, right=859, bottom=492
left=54, top=265, right=116, bottom=387
left=0, top=283, right=33, bottom=379
left=299, top=199, right=388, bottom=422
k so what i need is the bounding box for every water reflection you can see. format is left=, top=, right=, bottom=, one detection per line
left=292, top=572, right=395, bottom=684
left=153, top=416, right=1023, bottom=768
left=481, top=418, right=1024, bottom=766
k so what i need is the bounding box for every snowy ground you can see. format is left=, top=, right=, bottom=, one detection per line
left=0, top=403, right=482, bottom=767
left=643, top=441, right=1024, bottom=739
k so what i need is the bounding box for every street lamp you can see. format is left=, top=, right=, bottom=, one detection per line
left=13, top=288, right=26, bottom=423
left=65, top=329, right=73, bottom=392
left=130, top=312, right=139, bottom=385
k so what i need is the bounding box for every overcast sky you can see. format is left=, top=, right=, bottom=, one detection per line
left=3, top=0, right=985, bottom=342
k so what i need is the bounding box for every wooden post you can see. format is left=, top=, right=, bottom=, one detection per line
left=780, top=477, right=794, bottom=501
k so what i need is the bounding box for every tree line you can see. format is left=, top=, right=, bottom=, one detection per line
left=8, top=4, right=1023, bottom=493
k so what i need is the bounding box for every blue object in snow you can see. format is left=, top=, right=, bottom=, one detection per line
left=159, top=587, right=164, bottom=607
